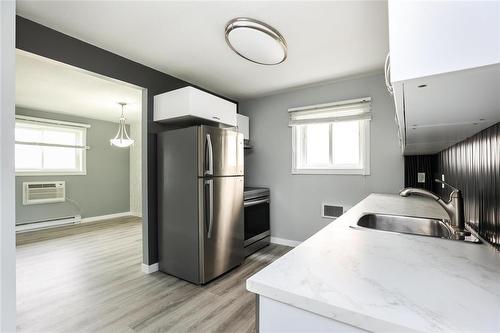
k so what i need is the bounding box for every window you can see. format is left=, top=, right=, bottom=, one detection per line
left=289, top=98, right=371, bottom=175
left=15, top=117, right=88, bottom=175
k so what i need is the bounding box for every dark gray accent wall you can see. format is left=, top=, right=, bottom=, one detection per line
left=434, top=123, right=500, bottom=250
left=16, top=16, right=236, bottom=264
left=15, top=108, right=130, bottom=224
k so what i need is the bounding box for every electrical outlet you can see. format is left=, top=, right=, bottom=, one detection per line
left=417, top=172, right=425, bottom=183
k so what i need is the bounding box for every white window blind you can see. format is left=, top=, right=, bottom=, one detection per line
left=288, top=97, right=371, bottom=126
left=15, top=116, right=90, bottom=176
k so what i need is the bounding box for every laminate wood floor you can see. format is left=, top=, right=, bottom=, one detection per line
left=16, top=217, right=290, bottom=333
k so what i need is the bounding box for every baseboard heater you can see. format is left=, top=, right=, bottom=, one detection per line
left=16, top=215, right=82, bottom=233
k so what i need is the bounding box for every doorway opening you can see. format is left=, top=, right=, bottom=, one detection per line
left=15, top=49, right=148, bottom=330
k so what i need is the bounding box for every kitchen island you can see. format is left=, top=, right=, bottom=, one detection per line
left=247, top=194, right=500, bottom=332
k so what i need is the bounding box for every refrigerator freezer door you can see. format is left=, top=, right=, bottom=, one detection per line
left=198, top=126, right=243, bottom=177
left=199, top=176, right=244, bottom=283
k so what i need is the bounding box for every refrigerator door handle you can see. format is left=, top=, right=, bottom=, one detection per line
left=204, top=179, right=214, bottom=239
left=205, top=134, right=213, bottom=176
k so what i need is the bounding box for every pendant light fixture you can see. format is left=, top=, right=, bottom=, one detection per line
left=225, top=17, right=287, bottom=65
left=110, top=102, right=134, bottom=148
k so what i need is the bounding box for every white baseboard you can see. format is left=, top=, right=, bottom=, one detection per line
left=16, top=212, right=134, bottom=233
left=270, top=237, right=302, bottom=247
left=80, top=212, right=133, bottom=224
left=141, top=262, right=159, bottom=274
left=16, top=215, right=82, bottom=233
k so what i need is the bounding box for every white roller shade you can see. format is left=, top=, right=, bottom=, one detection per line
left=15, top=117, right=90, bottom=150
left=288, top=97, right=371, bottom=126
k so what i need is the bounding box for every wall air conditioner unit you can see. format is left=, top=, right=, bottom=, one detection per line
left=23, top=181, right=66, bottom=205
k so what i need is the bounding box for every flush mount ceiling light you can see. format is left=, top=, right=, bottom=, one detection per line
left=110, top=102, right=134, bottom=148
left=225, top=17, right=287, bottom=65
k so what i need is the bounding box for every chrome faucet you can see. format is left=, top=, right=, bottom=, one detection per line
left=399, top=179, right=465, bottom=230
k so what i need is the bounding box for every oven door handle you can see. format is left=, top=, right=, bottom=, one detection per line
left=244, top=198, right=270, bottom=207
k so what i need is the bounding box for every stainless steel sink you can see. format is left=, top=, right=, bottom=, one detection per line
left=355, top=213, right=453, bottom=238
left=352, top=213, right=481, bottom=243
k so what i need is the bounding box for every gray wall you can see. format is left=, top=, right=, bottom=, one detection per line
left=240, top=73, right=404, bottom=242
left=16, top=108, right=130, bottom=224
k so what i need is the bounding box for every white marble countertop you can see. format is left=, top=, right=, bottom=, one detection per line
left=246, top=194, right=500, bottom=333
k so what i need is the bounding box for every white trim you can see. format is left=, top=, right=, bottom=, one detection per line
left=141, top=262, right=159, bottom=274
left=140, top=89, right=149, bottom=267
left=16, top=171, right=87, bottom=176
left=361, top=119, right=371, bottom=175
left=291, top=119, right=371, bottom=176
left=15, top=115, right=91, bottom=128
left=15, top=140, right=90, bottom=150
left=16, top=215, right=82, bottom=233
left=80, top=212, right=133, bottom=224
left=15, top=212, right=135, bottom=232
left=270, top=237, right=301, bottom=247
left=1, top=1, right=17, bottom=330
left=291, top=168, right=368, bottom=175
left=130, top=211, right=143, bottom=218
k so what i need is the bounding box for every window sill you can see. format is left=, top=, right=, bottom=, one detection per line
left=292, top=168, right=370, bottom=175
left=16, top=171, right=87, bottom=176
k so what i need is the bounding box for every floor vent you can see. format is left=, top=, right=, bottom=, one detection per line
left=322, top=204, right=343, bottom=219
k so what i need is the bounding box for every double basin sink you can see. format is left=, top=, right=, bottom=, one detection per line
left=353, top=213, right=480, bottom=243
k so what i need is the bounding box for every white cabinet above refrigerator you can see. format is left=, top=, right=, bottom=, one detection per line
left=154, top=86, right=237, bottom=126
left=236, top=114, right=249, bottom=141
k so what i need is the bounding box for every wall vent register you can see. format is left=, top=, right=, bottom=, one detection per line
left=322, top=204, right=344, bottom=219
left=23, top=181, right=65, bottom=205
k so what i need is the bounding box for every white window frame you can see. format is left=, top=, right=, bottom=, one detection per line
left=15, top=116, right=89, bottom=176
left=290, top=98, right=371, bottom=175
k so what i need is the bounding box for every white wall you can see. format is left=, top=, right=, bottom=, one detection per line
left=0, top=0, right=16, bottom=331
left=240, top=73, right=404, bottom=243
left=130, top=118, right=142, bottom=217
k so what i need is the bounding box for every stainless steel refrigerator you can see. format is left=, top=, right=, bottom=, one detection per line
left=157, top=125, right=244, bottom=284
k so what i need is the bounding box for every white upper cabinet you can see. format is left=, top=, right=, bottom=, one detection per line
left=236, top=114, right=249, bottom=141
left=388, top=1, right=500, bottom=155
left=154, top=86, right=237, bottom=126
left=389, top=1, right=500, bottom=82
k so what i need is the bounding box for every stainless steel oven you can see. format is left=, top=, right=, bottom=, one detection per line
left=244, top=187, right=270, bottom=256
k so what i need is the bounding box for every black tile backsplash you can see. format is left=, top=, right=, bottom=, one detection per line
left=405, top=123, right=500, bottom=250
left=434, top=123, right=499, bottom=250
left=404, top=155, right=434, bottom=191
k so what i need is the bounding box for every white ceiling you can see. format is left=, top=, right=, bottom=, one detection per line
left=16, top=1, right=389, bottom=100
left=16, top=50, right=142, bottom=123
